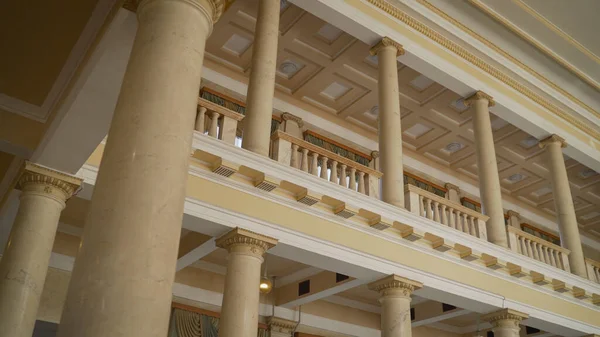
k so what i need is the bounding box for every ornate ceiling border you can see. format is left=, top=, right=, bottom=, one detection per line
left=364, top=0, right=600, bottom=142
left=467, top=0, right=600, bottom=93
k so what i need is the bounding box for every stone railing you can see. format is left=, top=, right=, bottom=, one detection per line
left=404, top=185, right=488, bottom=240
left=195, top=97, right=245, bottom=145
left=270, top=131, right=382, bottom=198
left=507, top=226, right=571, bottom=272
left=586, top=258, right=600, bottom=284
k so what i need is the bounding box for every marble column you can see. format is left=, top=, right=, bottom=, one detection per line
left=540, top=135, right=587, bottom=277
left=242, top=0, right=281, bottom=156
left=268, top=316, right=297, bottom=337
left=465, top=91, right=508, bottom=247
left=217, top=228, right=277, bottom=337
left=0, top=162, right=81, bottom=337
left=370, top=37, right=405, bottom=208
left=368, top=274, right=422, bottom=337
left=482, top=308, right=528, bottom=337
left=56, top=1, right=225, bottom=337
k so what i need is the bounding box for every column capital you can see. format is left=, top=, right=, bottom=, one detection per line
left=539, top=134, right=566, bottom=149
left=482, top=308, right=528, bottom=327
left=464, top=91, right=495, bottom=107
left=371, top=151, right=380, bottom=159
left=215, top=227, right=277, bottom=256
left=130, top=0, right=233, bottom=25
left=17, top=162, right=82, bottom=202
left=444, top=183, right=460, bottom=193
left=369, top=37, right=405, bottom=56
left=281, top=112, right=304, bottom=128
left=268, top=316, right=297, bottom=334
left=368, top=274, right=422, bottom=296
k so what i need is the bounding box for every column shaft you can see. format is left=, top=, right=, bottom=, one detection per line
left=0, top=163, right=80, bottom=337
left=242, top=0, right=280, bottom=156
left=217, top=228, right=277, bottom=337
left=57, top=1, right=219, bottom=337
left=466, top=92, right=507, bottom=247
left=541, top=135, right=586, bottom=277
left=371, top=37, right=405, bottom=208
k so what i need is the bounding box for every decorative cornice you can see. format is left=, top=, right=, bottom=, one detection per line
left=482, top=308, right=528, bottom=328
left=363, top=0, right=600, bottom=142
left=215, top=227, right=278, bottom=253
left=368, top=274, right=422, bottom=297
left=539, top=134, right=567, bottom=149
left=464, top=91, right=495, bottom=107
left=281, top=112, right=304, bottom=128
left=268, top=316, right=297, bottom=333
left=369, top=37, right=405, bottom=56
left=370, top=151, right=380, bottom=159
left=444, top=183, right=460, bottom=193
left=17, top=162, right=82, bottom=201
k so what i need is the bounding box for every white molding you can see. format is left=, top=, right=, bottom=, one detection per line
left=412, top=309, right=470, bottom=327
left=0, top=0, right=118, bottom=122
left=280, top=278, right=372, bottom=309
left=176, top=237, right=217, bottom=272
left=323, top=295, right=381, bottom=314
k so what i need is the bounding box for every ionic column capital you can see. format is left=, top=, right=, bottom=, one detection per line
left=17, top=162, right=82, bottom=203
left=368, top=274, right=422, bottom=298
left=444, top=183, right=460, bottom=193
left=369, top=37, right=405, bottom=56
left=268, top=316, right=297, bottom=334
left=281, top=112, right=304, bottom=128
left=482, top=308, right=528, bottom=328
left=215, top=227, right=277, bottom=257
left=539, top=134, right=566, bottom=149
left=371, top=151, right=380, bottom=159
left=464, top=91, right=495, bottom=107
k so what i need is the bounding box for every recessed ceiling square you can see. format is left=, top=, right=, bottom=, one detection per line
left=519, top=136, right=539, bottom=149
left=316, top=23, right=343, bottom=42
left=579, top=168, right=597, bottom=179
left=532, top=186, right=552, bottom=197
left=222, top=34, right=252, bottom=56
left=321, top=81, right=350, bottom=100
left=504, top=173, right=527, bottom=184
left=449, top=99, right=468, bottom=112
left=409, top=75, right=435, bottom=91
left=404, top=123, right=432, bottom=138
left=277, top=59, right=305, bottom=79
left=442, top=142, right=465, bottom=154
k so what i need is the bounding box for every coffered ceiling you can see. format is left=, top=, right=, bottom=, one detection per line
left=204, top=0, right=600, bottom=238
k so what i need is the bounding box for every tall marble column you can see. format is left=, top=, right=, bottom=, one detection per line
left=368, top=274, right=422, bottom=337
left=242, top=0, right=281, bottom=156
left=0, top=162, right=81, bottom=337
left=465, top=91, right=508, bottom=247
left=57, top=1, right=225, bottom=337
left=217, top=228, right=277, bottom=337
left=268, top=316, right=297, bottom=337
left=370, top=37, right=405, bottom=208
left=540, top=135, right=587, bottom=277
left=482, top=308, right=528, bottom=337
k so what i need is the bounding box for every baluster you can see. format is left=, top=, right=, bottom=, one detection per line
left=548, top=248, right=557, bottom=267
left=556, top=251, right=564, bottom=270
left=300, top=148, right=309, bottom=172
left=468, top=215, right=476, bottom=236
left=461, top=213, right=469, bottom=234
left=518, top=236, right=526, bottom=255
left=208, top=111, right=219, bottom=137
left=320, top=156, right=328, bottom=179
left=441, top=205, right=448, bottom=225
left=349, top=167, right=357, bottom=190
left=595, top=267, right=600, bottom=282
left=358, top=172, right=365, bottom=194
left=525, top=239, right=534, bottom=258
left=290, top=144, right=300, bottom=169
left=540, top=246, right=548, bottom=264
left=449, top=209, right=456, bottom=229
left=310, top=153, right=319, bottom=175
left=532, top=242, right=540, bottom=261
left=195, top=107, right=207, bottom=132
left=419, top=195, right=424, bottom=217
left=339, top=164, right=347, bottom=187
left=433, top=201, right=440, bottom=222
left=330, top=160, right=339, bottom=183
left=425, top=198, right=433, bottom=219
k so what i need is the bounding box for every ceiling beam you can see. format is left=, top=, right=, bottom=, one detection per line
left=176, top=235, right=217, bottom=272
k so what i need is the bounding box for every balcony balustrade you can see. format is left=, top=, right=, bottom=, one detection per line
left=270, top=130, right=382, bottom=198
left=404, top=185, right=488, bottom=240
left=507, top=226, right=571, bottom=272
left=586, top=258, right=600, bottom=284
left=196, top=97, right=245, bottom=145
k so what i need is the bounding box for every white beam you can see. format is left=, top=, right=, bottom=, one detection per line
left=412, top=309, right=470, bottom=327
left=323, top=295, right=381, bottom=314
left=176, top=237, right=217, bottom=272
